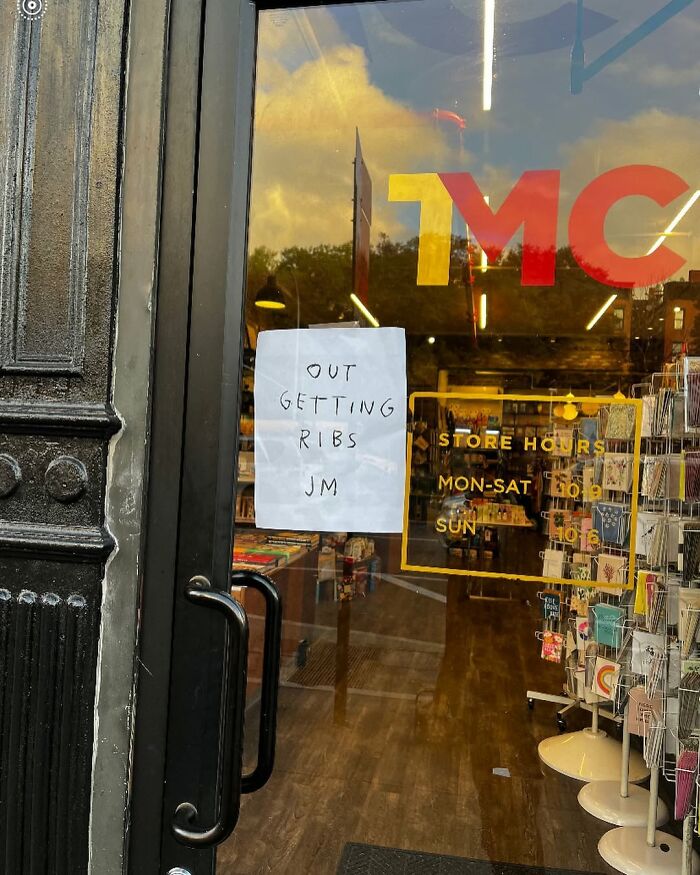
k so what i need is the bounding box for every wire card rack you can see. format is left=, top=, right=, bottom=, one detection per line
left=530, top=360, right=700, bottom=873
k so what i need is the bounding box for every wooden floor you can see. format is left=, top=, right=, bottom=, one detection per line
left=218, top=572, right=630, bottom=875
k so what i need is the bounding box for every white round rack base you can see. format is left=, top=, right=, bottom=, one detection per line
left=578, top=781, right=669, bottom=827
left=598, top=827, right=700, bottom=874
left=538, top=728, right=650, bottom=782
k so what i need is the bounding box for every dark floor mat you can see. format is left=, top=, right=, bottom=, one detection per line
left=287, top=641, right=378, bottom=687
left=337, top=844, right=603, bottom=875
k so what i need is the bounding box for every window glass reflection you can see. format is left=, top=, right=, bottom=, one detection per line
left=222, top=3, right=700, bottom=873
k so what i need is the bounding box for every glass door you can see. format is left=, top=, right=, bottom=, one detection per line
left=210, top=1, right=700, bottom=872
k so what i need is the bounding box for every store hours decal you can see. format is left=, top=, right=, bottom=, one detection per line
left=254, top=328, right=407, bottom=533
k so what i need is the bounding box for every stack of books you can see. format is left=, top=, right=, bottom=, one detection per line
left=266, top=531, right=320, bottom=551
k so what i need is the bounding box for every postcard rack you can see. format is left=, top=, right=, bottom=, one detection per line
left=530, top=360, right=700, bottom=873
left=529, top=398, right=648, bottom=781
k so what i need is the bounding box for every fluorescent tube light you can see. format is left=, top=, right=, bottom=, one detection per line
left=480, top=195, right=490, bottom=271
left=647, top=190, right=700, bottom=255
left=350, top=293, right=380, bottom=327
left=483, top=0, right=495, bottom=111
left=586, top=294, right=617, bottom=331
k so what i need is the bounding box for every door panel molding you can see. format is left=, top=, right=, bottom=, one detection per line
left=0, top=400, right=121, bottom=437
left=0, top=4, right=101, bottom=373
left=0, top=521, right=113, bottom=558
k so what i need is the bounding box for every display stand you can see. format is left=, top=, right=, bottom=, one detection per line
left=526, top=687, right=619, bottom=732
left=578, top=702, right=668, bottom=825
left=539, top=701, right=649, bottom=782
left=598, top=768, right=700, bottom=874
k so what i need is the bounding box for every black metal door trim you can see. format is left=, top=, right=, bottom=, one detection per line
left=158, top=0, right=257, bottom=862
left=128, top=0, right=257, bottom=871
left=126, top=0, right=208, bottom=868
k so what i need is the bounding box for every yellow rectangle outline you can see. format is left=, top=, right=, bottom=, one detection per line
left=401, top=392, right=643, bottom=590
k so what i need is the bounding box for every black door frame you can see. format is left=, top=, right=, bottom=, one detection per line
left=129, top=0, right=256, bottom=870
left=129, top=0, right=369, bottom=872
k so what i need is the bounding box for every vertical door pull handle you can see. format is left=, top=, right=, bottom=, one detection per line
left=232, top=571, right=283, bottom=794
left=172, top=576, right=249, bottom=847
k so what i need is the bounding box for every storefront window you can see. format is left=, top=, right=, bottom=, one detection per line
left=220, top=3, right=700, bottom=872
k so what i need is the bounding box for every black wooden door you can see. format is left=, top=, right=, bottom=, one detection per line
left=0, top=2, right=126, bottom=872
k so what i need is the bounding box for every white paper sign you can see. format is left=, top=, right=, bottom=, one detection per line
left=254, top=327, right=407, bottom=532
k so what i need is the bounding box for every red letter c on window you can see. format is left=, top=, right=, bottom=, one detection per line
left=569, top=165, right=689, bottom=288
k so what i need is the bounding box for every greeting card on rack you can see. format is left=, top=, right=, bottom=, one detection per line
left=575, top=615, right=590, bottom=653
left=635, top=511, right=660, bottom=559
left=570, top=562, right=592, bottom=581
left=552, top=426, right=574, bottom=457
left=641, top=456, right=667, bottom=499
left=631, top=630, right=665, bottom=675
left=579, top=417, right=599, bottom=448
left=572, top=553, right=591, bottom=572
left=602, top=453, right=634, bottom=492
left=684, top=451, right=700, bottom=502
left=542, top=548, right=565, bottom=579
left=678, top=589, right=700, bottom=659
left=605, top=403, right=636, bottom=440
left=634, top=570, right=654, bottom=615
left=679, top=523, right=700, bottom=584
left=570, top=592, right=589, bottom=616
left=667, top=519, right=680, bottom=564
left=548, top=507, right=573, bottom=540
left=593, top=657, right=620, bottom=700
left=592, top=603, right=624, bottom=648
left=541, top=631, right=564, bottom=663
left=579, top=516, right=595, bottom=552
left=549, top=468, right=571, bottom=497
left=596, top=552, right=627, bottom=591
left=683, top=356, right=700, bottom=431
left=671, top=393, right=686, bottom=438
left=541, top=590, right=562, bottom=622
left=654, top=388, right=673, bottom=436
left=628, top=684, right=662, bottom=736
left=641, top=395, right=655, bottom=437
left=592, top=502, right=629, bottom=546
left=667, top=454, right=683, bottom=500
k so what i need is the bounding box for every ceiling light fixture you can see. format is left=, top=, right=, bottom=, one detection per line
left=255, top=275, right=286, bottom=310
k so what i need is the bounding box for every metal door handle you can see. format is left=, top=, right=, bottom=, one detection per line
left=231, top=571, right=282, bottom=793
left=172, top=576, right=249, bottom=847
